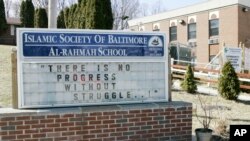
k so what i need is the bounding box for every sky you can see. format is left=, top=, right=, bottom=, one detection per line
left=7, top=0, right=208, bottom=18
left=140, top=0, right=207, bottom=11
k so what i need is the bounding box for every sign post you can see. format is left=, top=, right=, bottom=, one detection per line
left=17, top=29, right=168, bottom=108
left=244, top=47, right=250, bottom=70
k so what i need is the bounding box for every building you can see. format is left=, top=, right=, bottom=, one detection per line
left=0, top=18, right=21, bottom=45
left=128, top=0, right=250, bottom=66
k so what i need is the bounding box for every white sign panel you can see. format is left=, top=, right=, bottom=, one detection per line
left=22, top=62, right=166, bottom=107
left=17, top=28, right=168, bottom=108
left=244, top=48, right=250, bottom=70
left=224, top=47, right=242, bottom=72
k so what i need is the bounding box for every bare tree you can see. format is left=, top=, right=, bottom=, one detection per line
left=112, top=0, right=140, bottom=30
left=137, top=3, right=149, bottom=18
left=33, top=0, right=48, bottom=8
left=12, top=0, right=21, bottom=18
left=58, top=0, right=66, bottom=10
left=33, top=0, right=77, bottom=15
left=66, top=0, right=77, bottom=7
left=58, top=0, right=77, bottom=10
left=4, top=0, right=12, bottom=17
left=150, top=0, right=167, bottom=15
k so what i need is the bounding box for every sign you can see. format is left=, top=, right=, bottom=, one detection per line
left=21, top=32, right=164, bottom=57
left=230, top=125, right=250, bottom=141
left=244, top=48, right=250, bottom=70
left=223, top=47, right=242, bottom=72
left=17, top=29, right=168, bottom=108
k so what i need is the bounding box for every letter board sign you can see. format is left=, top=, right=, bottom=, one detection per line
left=17, top=28, right=169, bottom=108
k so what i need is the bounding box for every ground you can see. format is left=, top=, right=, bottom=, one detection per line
left=172, top=80, right=250, bottom=139
left=1, top=45, right=250, bottom=139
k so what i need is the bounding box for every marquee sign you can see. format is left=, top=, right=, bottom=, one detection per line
left=17, top=29, right=168, bottom=108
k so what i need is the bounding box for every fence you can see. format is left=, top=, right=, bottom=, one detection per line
left=171, top=64, right=250, bottom=90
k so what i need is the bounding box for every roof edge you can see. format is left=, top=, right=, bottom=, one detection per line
left=128, top=0, right=249, bottom=26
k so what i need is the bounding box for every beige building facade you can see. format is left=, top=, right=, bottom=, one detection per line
left=128, top=0, right=250, bottom=64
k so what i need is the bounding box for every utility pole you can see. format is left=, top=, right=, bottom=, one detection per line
left=48, top=0, right=57, bottom=28
left=121, top=1, right=129, bottom=30
left=121, top=0, right=124, bottom=30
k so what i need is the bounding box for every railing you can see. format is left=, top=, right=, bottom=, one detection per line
left=171, top=64, right=250, bottom=90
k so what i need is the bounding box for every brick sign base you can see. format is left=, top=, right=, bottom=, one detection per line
left=0, top=102, right=192, bottom=141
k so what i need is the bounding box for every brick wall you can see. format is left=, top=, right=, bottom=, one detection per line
left=0, top=102, right=192, bottom=141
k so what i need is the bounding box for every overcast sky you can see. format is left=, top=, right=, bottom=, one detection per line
left=140, top=0, right=207, bottom=11
left=7, top=0, right=208, bottom=18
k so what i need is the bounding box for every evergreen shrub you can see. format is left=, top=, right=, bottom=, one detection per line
left=0, top=0, right=7, bottom=32
left=218, top=61, right=240, bottom=100
left=181, top=64, right=197, bottom=94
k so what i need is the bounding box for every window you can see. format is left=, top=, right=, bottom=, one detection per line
left=209, top=19, right=219, bottom=36
left=188, top=23, right=196, bottom=39
left=153, top=24, right=160, bottom=31
left=153, top=27, right=160, bottom=31
left=139, top=26, right=145, bottom=31
left=169, top=26, right=177, bottom=41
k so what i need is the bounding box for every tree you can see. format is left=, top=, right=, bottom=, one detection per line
left=218, top=61, right=240, bottom=100
left=26, top=0, right=35, bottom=27
left=0, top=0, right=7, bottom=33
left=181, top=64, right=197, bottom=94
left=111, top=0, right=140, bottom=30
left=33, top=0, right=48, bottom=9
left=76, top=0, right=86, bottom=29
left=33, top=0, right=77, bottom=11
left=63, top=0, right=86, bottom=29
left=85, top=0, right=100, bottom=29
left=62, top=0, right=112, bottom=29
left=58, top=0, right=77, bottom=11
left=67, top=3, right=78, bottom=28
left=20, top=0, right=26, bottom=27
left=57, top=10, right=65, bottom=28
left=20, top=0, right=35, bottom=27
left=3, top=0, right=12, bottom=18
left=67, top=0, right=77, bottom=6
left=34, top=8, right=48, bottom=28
left=137, top=3, right=149, bottom=18
left=85, top=0, right=113, bottom=29
left=58, top=0, right=66, bottom=11
left=102, top=0, right=113, bottom=29
left=150, top=0, right=167, bottom=15
left=63, top=7, right=70, bottom=28
left=12, top=1, right=21, bottom=18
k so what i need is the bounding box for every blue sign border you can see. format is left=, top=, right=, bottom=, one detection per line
left=21, top=31, right=165, bottom=57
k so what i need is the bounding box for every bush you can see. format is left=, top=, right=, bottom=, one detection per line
left=34, top=8, right=48, bottom=28
left=181, top=64, right=197, bottom=93
left=218, top=62, right=240, bottom=100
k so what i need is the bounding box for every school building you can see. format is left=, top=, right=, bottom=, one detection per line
left=128, top=0, right=250, bottom=65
